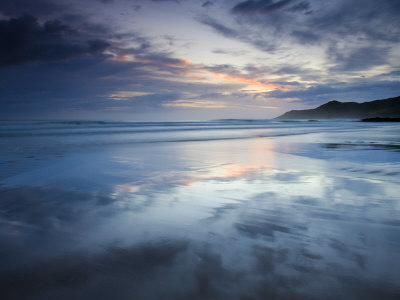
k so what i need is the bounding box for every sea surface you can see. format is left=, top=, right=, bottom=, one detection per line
left=1, top=119, right=400, bottom=299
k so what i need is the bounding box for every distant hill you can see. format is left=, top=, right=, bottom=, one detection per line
left=276, top=96, right=400, bottom=119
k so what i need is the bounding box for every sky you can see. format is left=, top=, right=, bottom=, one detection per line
left=0, top=0, right=400, bottom=120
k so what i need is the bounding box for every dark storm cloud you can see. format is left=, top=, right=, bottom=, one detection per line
left=222, top=0, right=400, bottom=71
left=232, top=0, right=293, bottom=15
left=0, top=43, right=241, bottom=118
left=287, top=1, right=310, bottom=12
left=0, top=0, right=398, bottom=119
left=379, top=70, right=400, bottom=78
left=328, top=46, right=389, bottom=72
left=291, top=29, right=320, bottom=45
left=200, top=17, right=240, bottom=39
left=200, top=17, right=276, bottom=52
left=202, top=1, right=213, bottom=8
left=152, top=0, right=180, bottom=3
left=201, top=2, right=314, bottom=51
left=0, top=15, right=110, bottom=66
left=0, top=58, right=154, bottom=110
left=271, top=65, right=307, bottom=75
left=0, top=1, right=226, bottom=117
left=0, top=58, right=130, bottom=116
left=0, top=0, right=67, bottom=17
left=229, top=0, right=400, bottom=42
left=307, top=0, right=400, bottom=43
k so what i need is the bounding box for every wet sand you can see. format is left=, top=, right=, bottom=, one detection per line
left=0, top=121, right=400, bottom=299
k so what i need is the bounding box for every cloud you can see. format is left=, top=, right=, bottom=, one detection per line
left=198, top=1, right=318, bottom=53
left=212, top=49, right=250, bottom=56
left=1, top=49, right=272, bottom=118
left=152, top=0, right=180, bottom=3
left=205, top=69, right=279, bottom=92
left=328, top=46, right=390, bottom=72
left=108, top=91, right=153, bottom=100
left=200, top=16, right=276, bottom=52
left=267, top=79, right=400, bottom=105
left=229, top=0, right=400, bottom=44
left=0, top=0, right=67, bottom=17
left=163, top=100, right=227, bottom=109
left=200, top=17, right=240, bottom=40
left=0, top=15, right=110, bottom=66
left=287, top=1, right=310, bottom=12
left=221, top=0, right=400, bottom=66
left=0, top=0, right=398, bottom=119
left=307, top=0, right=400, bottom=43
left=291, top=29, right=320, bottom=45
left=109, top=49, right=284, bottom=95
left=379, top=70, right=400, bottom=78
left=202, top=1, right=213, bottom=8
left=199, top=0, right=399, bottom=97
left=232, top=0, right=293, bottom=15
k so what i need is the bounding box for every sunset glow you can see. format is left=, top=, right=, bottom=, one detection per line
left=0, top=0, right=399, bottom=120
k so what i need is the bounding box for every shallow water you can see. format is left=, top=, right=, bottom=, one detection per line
left=1, top=120, right=400, bottom=299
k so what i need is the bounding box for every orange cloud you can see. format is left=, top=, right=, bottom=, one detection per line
left=163, top=100, right=279, bottom=110
left=163, top=100, right=227, bottom=109
left=206, top=71, right=279, bottom=92
left=103, top=106, right=128, bottom=111
left=112, top=53, right=134, bottom=62
left=108, top=91, right=152, bottom=100
left=112, top=51, right=289, bottom=94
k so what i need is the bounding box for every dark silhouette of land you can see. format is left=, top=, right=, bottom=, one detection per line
left=276, top=96, right=400, bottom=119
left=362, top=117, right=400, bottom=122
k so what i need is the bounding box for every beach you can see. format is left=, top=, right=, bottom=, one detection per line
left=1, top=120, right=400, bottom=299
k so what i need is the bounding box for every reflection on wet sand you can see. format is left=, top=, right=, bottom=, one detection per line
left=1, top=129, right=400, bottom=299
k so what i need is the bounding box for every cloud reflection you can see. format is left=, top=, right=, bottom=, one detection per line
left=1, top=133, right=400, bottom=299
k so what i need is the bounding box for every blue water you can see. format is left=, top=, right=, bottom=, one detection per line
left=0, top=120, right=400, bottom=299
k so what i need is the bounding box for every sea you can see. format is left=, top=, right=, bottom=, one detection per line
left=0, top=119, right=399, bottom=299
